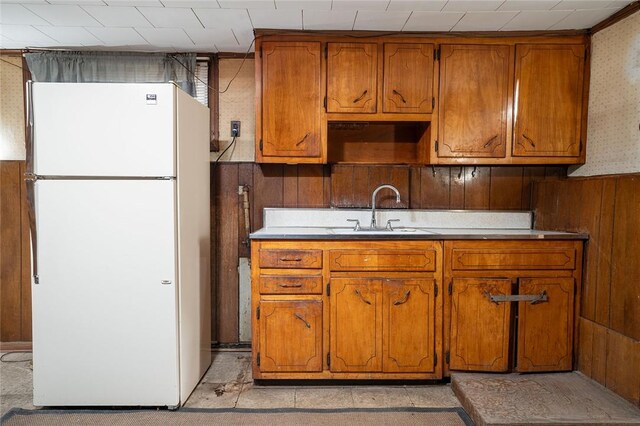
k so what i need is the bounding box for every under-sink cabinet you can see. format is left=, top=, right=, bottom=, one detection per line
left=251, top=238, right=583, bottom=380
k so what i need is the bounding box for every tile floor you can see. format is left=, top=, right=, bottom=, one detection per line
left=0, top=350, right=461, bottom=417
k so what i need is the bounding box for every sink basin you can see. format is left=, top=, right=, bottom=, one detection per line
left=330, top=227, right=435, bottom=235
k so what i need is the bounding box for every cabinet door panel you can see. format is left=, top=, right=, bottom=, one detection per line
left=258, top=300, right=323, bottom=372
left=517, top=278, right=574, bottom=372
left=513, top=44, right=585, bottom=157
left=261, top=41, right=322, bottom=158
left=327, top=43, right=377, bottom=113
left=450, top=278, right=511, bottom=372
left=439, top=44, right=510, bottom=158
left=330, top=278, right=382, bottom=372
left=383, top=43, right=434, bottom=113
left=383, top=279, right=435, bottom=373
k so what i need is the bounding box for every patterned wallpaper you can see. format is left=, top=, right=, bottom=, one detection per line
left=570, top=11, right=640, bottom=177
left=211, top=58, right=255, bottom=162
left=0, top=55, right=26, bottom=161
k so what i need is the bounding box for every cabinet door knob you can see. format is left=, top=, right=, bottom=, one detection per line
left=353, top=89, right=368, bottom=103
left=294, top=313, right=311, bottom=328
left=392, top=89, right=407, bottom=104
left=354, top=289, right=372, bottom=305
left=393, top=290, right=411, bottom=305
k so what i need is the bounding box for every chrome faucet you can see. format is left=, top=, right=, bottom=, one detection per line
left=370, top=184, right=401, bottom=229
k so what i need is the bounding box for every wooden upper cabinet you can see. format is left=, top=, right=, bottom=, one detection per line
left=513, top=44, right=585, bottom=157
left=438, top=44, right=510, bottom=158
left=330, top=278, right=383, bottom=372
left=383, top=279, right=435, bottom=373
left=327, top=43, right=377, bottom=113
left=450, top=278, right=512, bottom=372
left=383, top=43, right=435, bottom=114
left=258, top=300, right=323, bottom=372
left=517, top=278, right=574, bottom=372
left=260, top=41, right=322, bottom=159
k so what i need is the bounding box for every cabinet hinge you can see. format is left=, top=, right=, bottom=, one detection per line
left=448, top=281, right=452, bottom=295
left=434, top=47, right=440, bottom=61
left=434, top=352, right=438, bottom=367
left=259, top=47, right=262, bottom=58
left=259, top=139, right=263, bottom=152
left=579, top=139, right=583, bottom=153
left=324, top=44, right=328, bottom=59
left=256, top=305, right=260, bottom=320
left=445, top=351, right=450, bottom=364
left=434, top=283, right=438, bottom=297
left=434, top=140, right=439, bottom=153
left=326, top=282, right=330, bottom=296
left=327, top=352, right=331, bottom=367
left=257, top=352, right=260, bottom=366
left=323, top=96, right=327, bottom=110
left=432, top=97, right=435, bottom=109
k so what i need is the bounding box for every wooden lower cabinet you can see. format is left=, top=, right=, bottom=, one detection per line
left=257, top=299, right=323, bottom=372
left=449, top=278, right=512, bottom=372
left=517, top=277, right=575, bottom=372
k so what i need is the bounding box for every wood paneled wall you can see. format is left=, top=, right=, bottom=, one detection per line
left=533, top=174, right=640, bottom=406
left=0, top=161, right=32, bottom=345
left=211, top=163, right=567, bottom=343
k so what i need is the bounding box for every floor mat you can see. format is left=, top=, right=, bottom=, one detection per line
left=1, top=407, right=474, bottom=425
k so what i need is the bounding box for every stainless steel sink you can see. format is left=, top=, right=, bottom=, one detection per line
left=329, top=227, right=435, bottom=235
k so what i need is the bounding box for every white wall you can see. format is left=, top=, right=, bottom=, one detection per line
left=0, top=55, right=26, bottom=161
left=570, top=11, right=640, bottom=177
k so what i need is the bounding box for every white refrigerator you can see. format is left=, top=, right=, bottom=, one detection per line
left=26, top=82, right=211, bottom=408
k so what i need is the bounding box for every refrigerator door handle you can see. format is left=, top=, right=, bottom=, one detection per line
left=25, top=176, right=39, bottom=284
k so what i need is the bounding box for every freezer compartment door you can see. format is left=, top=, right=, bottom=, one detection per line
left=31, top=83, right=175, bottom=177
left=32, top=180, right=179, bottom=407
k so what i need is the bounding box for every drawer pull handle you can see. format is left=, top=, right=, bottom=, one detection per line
left=294, top=313, right=311, bottom=328
left=393, top=290, right=411, bottom=305
left=280, top=257, right=302, bottom=262
left=354, top=289, right=372, bottom=305
left=484, top=291, right=548, bottom=304
left=353, top=89, right=368, bottom=103
left=278, top=283, right=303, bottom=288
left=522, top=134, right=536, bottom=148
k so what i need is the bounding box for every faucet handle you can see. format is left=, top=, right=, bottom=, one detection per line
left=346, top=219, right=361, bottom=231
left=386, top=219, right=400, bottom=231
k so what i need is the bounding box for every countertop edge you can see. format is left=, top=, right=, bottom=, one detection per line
left=249, top=233, right=589, bottom=241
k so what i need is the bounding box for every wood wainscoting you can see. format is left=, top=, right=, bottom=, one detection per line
left=211, top=163, right=567, bottom=343
left=533, top=173, right=640, bottom=406
left=0, top=161, right=32, bottom=349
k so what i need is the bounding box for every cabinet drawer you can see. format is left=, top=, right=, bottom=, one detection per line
left=329, top=250, right=436, bottom=272
left=259, top=275, right=323, bottom=294
left=451, top=248, right=576, bottom=270
left=259, top=249, right=322, bottom=269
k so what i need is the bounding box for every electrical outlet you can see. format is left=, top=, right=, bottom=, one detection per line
left=231, top=121, right=241, bottom=137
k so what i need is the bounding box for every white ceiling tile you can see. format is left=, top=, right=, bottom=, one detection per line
left=138, top=7, right=203, bottom=27
left=46, top=1, right=106, bottom=4
left=135, top=27, right=194, bottom=47
left=277, top=0, right=331, bottom=9
left=218, top=0, right=275, bottom=8
left=353, top=10, right=410, bottom=30
left=161, top=0, right=221, bottom=7
left=35, top=25, right=103, bottom=44
left=552, top=0, right=615, bottom=9
left=387, top=0, right=446, bottom=11
left=216, top=42, right=247, bottom=52
left=501, top=9, right=572, bottom=30
left=194, top=8, right=253, bottom=28
left=403, top=10, right=463, bottom=30
left=82, top=6, right=152, bottom=27
left=0, top=24, right=57, bottom=43
left=102, top=1, right=163, bottom=5
left=85, top=26, right=149, bottom=44
left=332, top=0, right=390, bottom=11
left=232, top=25, right=253, bottom=44
left=443, top=0, right=504, bottom=11
left=0, top=4, right=51, bottom=25
left=248, top=9, right=301, bottom=29
left=452, top=11, right=519, bottom=30
left=0, top=1, right=49, bottom=4
left=23, top=4, right=102, bottom=26
left=185, top=27, right=237, bottom=46
left=303, top=9, right=356, bottom=29
left=550, top=7, right=621, bottom=28
left=498, top=1, right=561, bottom=11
